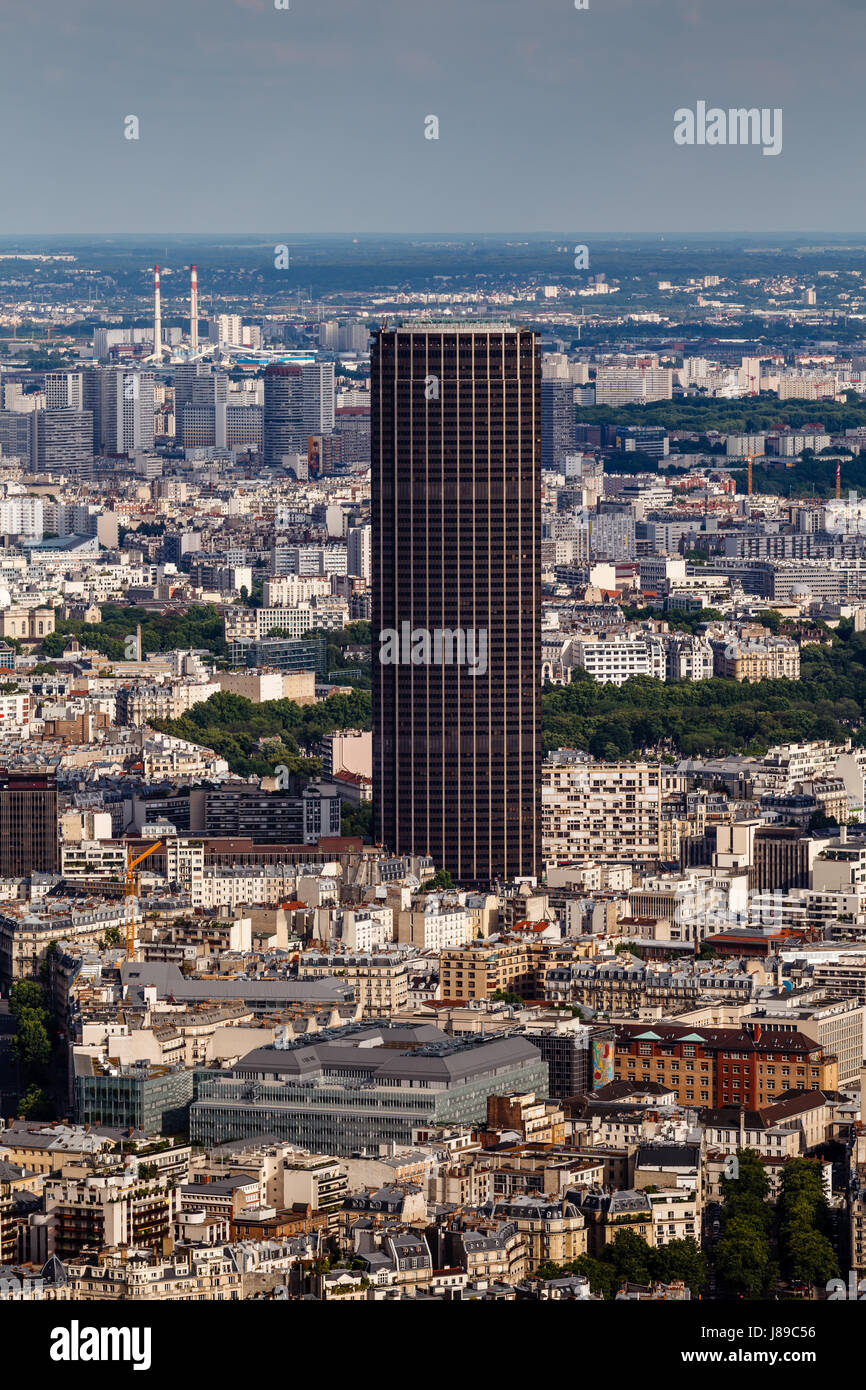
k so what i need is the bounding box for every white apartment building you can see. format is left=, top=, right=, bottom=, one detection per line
left=297, top=950, right=410, bottom=1019
left=227, top=600, right=349, bottom=642
left=272, top=544, right=348, bottom=577
left=569, top=632, right=667, bottom=685
left=542, top=756, right=684, bottom=865
left=399, top=899, right=473, bottom=951
left=61, top=840, right=127, bottom=883
left=116, top=679, right=220, bottom=728
left=198, top=867, right=299, bottom=912
left=665, top=634, right=715, bottom=682
left=0, top=496, right=43, bottom=539
left=211, top=314, right=244, bottom=347
left=639, top=556, right=687, bottom=593
left=594, top=367, right=673, bottom=406
left=0, top=692, right=31, bottom=728
left=725, top=433, right=765, bottom=458
left=262, top=574, right=331, bottom=607
left=339, top=908, right=393, bottom=951
left=648, top=1191, right=699, bottom=1246
left=347, top=525, right=372, bottom=583
left=162, top=838, right=205, bottom=899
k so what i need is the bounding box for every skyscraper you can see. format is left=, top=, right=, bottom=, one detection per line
left=0, top=770, right=58, bottom=878
left=372, top=322, right=541, bottom=885
left=44, top=372, right=84, bottom=410
left=347, top=524, right=371, bottom=583
left=300, top=361, right=335, bottom=435
left=83, top=367, right=154, bottom=455
left=174, top=364, right=229, bottom=448
left=0, top=411, right=33, bottom=467
left=263, top=364, right=304, bottom=467
left=30, top=409, right=94, bottom=478
left=541, top=377, right=575, bottom=470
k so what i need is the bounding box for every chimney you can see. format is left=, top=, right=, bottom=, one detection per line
left=153, top=265, right=163, bottom=361
left=739, top=1107, right=746, bottom=1151
left=136, top=623, right=142, bottom=662
left=841, top=822, right=848, bottom=846
left=190, top=264, right=199, bottom=352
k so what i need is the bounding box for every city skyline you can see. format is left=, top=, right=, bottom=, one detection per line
left=0, top=0, right=864, bottom=1336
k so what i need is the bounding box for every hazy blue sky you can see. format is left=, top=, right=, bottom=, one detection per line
left=1, top=0, right=864, bottom=233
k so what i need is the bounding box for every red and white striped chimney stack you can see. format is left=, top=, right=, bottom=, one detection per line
left=190, top=264, right=199, bottom=352
left=153, top=264, right=163, bottom=361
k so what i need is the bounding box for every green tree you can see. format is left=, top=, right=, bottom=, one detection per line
left=11, top=1010, right=51, bottom=1072
left=9, top=980, right=47, bottom=1016
left=785, top=1229, right=838, bottom=1286
left=599, top=1228, right=652, bottom=1286
left=341, top=800, right=373, bottom=841
left=16, top=1083, right=53, bottom=1119
left=715, top=1216, right=772, bottom=1297
left=570, top=1255, right=617, bottom=1300
left=651, top=1237, right=708, bottom=1295
left=424, top=869, right=454, bottom=891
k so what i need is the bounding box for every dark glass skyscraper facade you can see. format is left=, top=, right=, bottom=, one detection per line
left=0, top=770, right=58, bottom=878
left=372, top=322, right=540, bottom=884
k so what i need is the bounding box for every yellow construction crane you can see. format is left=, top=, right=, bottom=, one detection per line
left=747, top=453, right=753, bottom=498
left=125, top=841, right=162, bottom=961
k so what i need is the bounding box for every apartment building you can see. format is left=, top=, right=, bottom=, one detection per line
left=488, top=1197, right=587, bottom=1268
left=60, top=840, right=126, bottom=884
left=713, top=637, right=801, bottom=682
left=741, top=994, right=864, bottom=1083
left=116, top=680, right=221, bottom=727
left=613, top=1021, right=837, bottom=1108
left=647, top=1190, right=700, bottom=1247
left=397, top=898, right=473, bottom=951
left=486, top=1092, right=567, bottom=1145
left=439, top=938, right=550, bottom=1002
left=0, top=899, right=126, bottom=981
left=542, top=756, right=684, bottom=866
left=297, top=949, right=410, bottom=1017
left=594, top=367, right=673, bottom=406
left=569, top=631, right=667, bottom=685
left=66, top=1246, right=242, bottom=1301
left=44, top=1164, right=179, bottom=1259
left=281, top=1155, right=348, bottom=1226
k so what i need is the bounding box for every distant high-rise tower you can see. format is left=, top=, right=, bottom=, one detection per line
left=44, top=372, right=84, bottom=411
left=111, top=370, right=156, bottom=454
left=347, top=523, right=371, bottom=583
left=300, top=361, right=335, bottom=435
left=263, top=364, right=304, bottom=467
left=541, top=377, right=575, bottom=470
left=30, top=409, right=94, bottom=478
left=372, top=321, right=541, bottom=884
left=0, top=770, right=58, bottom=880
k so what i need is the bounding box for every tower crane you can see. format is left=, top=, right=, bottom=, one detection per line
left=125, top=841, right=162, bottom=961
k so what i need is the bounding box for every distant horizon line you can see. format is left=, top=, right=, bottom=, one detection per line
left=3, top=232, right=866, bottom=241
